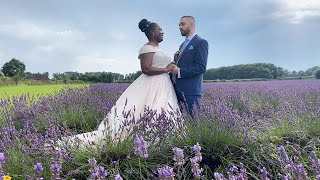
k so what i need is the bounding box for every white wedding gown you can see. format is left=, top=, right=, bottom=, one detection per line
left=64, top=45, right=180, bottom=146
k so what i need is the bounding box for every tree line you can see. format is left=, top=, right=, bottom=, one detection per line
left=52, top=71, right=142, bottom=83
left=204, top=63, right=320, bottom=80
left=1, top=58, right=320, bottom=83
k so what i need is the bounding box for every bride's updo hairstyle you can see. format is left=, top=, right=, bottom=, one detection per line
left=138, top=19, right=157, bottom=40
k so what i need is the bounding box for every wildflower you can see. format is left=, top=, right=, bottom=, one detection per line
left=50, top=161, right=62, bottom=179
left=0, top=153, right=5, bottom=175
left=34, top=163, right=44, bottom=172
left=0, top=153, right=5, bottom=164
left=97, top=166, right=108, bottom=178
left=2, top=176, right=12, bottom=180
left=191, top=142, right=202, bottom=162
left=114, top=173, right=123, bottom=180
left=191, top=142, right=201, bottom=153
left=134, top=135, right=149, bottom=158
left=214, top=172, right=226, bottom=180
left=278, top=146, right=291, bottom=165
left=157, top=165, right=174, bottom=180
left=34, top=162, right=44, bottom=180
left=309, top=150, right=320, bottom=174
left=190, top=142, right=203, bottom=178
left=259, top=166, right=270, bottom=180
left=88, top=158, right=108, bottom=180
left=172, top=147, right=185, bottom=166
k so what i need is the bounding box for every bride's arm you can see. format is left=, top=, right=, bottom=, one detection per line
left=140, top=52, right=175, bottom=75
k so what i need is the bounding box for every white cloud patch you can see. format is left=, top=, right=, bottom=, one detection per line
left=108, top=31, right=128, bottom=41
left=0, top=21, right=85, bottom=44
left=72, top=56, right=116, bottom=72
left=71, top=55, right=138, bottom=74
left=270, top=0, right=320, bottom=24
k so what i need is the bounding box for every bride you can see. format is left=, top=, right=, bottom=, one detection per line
left=63, top=19, right=181, bottom=146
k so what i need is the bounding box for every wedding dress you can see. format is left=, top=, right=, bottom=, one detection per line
left=64, top=45, right=180, bottom=146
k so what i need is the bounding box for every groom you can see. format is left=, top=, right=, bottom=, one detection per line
left=172, top=16, right=209, bottom=118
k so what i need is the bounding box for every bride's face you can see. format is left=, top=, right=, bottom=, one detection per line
left=152, top=24, right=164, bottom=43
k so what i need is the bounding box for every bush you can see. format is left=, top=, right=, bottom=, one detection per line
left=315, top=70, right=320, bottom=79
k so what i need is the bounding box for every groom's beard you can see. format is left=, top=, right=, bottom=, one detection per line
left=180, top=28, right=190, bottom=36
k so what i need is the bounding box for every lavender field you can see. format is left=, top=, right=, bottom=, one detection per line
left=0, top=79, right=320, bottom=179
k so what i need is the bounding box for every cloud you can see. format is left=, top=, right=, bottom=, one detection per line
left=71, top=55, right=131, bottom=74
left=270, top=0, right=320, bottom=24
left=0, top=21, right=84, bottom=42
left=1, top=1, right=319, bottom=76
left=108, top=31, right=129, bottom=41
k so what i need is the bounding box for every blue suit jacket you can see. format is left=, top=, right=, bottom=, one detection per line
left=175, top=35, right=209, bottom=96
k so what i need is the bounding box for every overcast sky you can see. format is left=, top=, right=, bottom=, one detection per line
left=0, top=0, right=319, bottom=77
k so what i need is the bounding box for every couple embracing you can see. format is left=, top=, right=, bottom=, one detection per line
left=69, top=16, right=209, bottom=145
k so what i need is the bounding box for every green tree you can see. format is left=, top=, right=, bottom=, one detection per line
left=1, top=58, right=26, bottom=77
left=298, top=70, right=306, bottom=76
left=315, top=70, right=320, bottom=79
left=12, top=74, right=21, bottom=85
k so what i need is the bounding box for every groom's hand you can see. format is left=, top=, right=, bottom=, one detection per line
left=172, top=67, right=180, bottom=74
left=173, top=51, right=180, bottom=62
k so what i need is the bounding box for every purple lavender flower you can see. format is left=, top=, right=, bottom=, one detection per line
left=190, top=163, right=203, bottom=178
left=88, top=158, right=97, bottom=167
left=50, top=161, right=62, bottom=179
left=292, top=161, right=307, bottom=180
left=34, top=163, right=44, bottom=172
left=157, top=165, right=174, bottom=180
left=88, top=158, right=108, bottom=180
left=172, top=147, right=185, bottom=166
left=134, top=135, right=149, bottom=159
left=114, top=173, right=123, bottom=180
left=278, top=146, right=291, bottom=165
left=0, top=153, right=5, bottom=176
left=259, top=166, right=270, bottom=180
left=0, top=153, right=5, bottom=164
left=34, top=162, right=44, bottom=180
left=309, top=150, right=320, bottom=174
left=190, top=142, right=203, bottom=178
left=191, top=142, right=201, bottom=153
left=238, top=163, right=247, bottom=179
left=97, top=166, right=108, bottom=179
left=214, top=172, right=226, bottom=180
left=283, top=173, right=291, bottom=180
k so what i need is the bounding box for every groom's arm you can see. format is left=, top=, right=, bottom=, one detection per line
left=179, top=40, right=208, bottom=78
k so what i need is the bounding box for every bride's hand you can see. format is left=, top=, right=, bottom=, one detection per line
left=165, top=64, right=176, bottom=72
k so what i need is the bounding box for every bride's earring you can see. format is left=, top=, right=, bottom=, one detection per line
left=152, top=33, right=155, bottom=37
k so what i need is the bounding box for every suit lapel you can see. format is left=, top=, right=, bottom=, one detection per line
left=179, top=35, right=198, bottom=59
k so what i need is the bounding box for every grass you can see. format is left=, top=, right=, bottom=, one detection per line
left=0, top=84, right=89, bottom=100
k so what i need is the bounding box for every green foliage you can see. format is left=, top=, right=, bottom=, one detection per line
left=58, top=106, right=103, bottom=133
left=1, top=58, right=26, bottom=77
left=52, top=71, right=141, bottom=83
left=315, top=69, right=320, bottom=79
left=170, top=120, right=245, bottom=173
left=204, top=63, right=279, bottom=80
left=204, top=64, right=320, bottom=80
left=12, top=74, right=21, bottom=85
left=306, top=66, right=320, bottom=76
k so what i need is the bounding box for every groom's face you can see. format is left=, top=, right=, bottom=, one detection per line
left=179, top=18, right=191, bottom=36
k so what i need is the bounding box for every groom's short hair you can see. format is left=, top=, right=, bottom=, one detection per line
left=181, top=16, right=195, bottom=23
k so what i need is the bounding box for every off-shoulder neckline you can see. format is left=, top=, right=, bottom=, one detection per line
left=144, top=44, right=160, bottom=49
